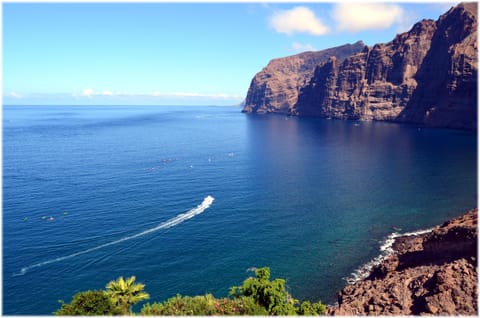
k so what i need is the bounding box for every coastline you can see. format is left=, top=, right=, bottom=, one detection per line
left=345, top=227, right=435, bottom=285
left=329, top=209, right=478, bottom=315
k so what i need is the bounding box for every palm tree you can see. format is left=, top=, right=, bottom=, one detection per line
left=105, top=276, right=150, bottom=315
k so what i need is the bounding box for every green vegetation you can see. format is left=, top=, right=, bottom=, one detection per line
left=55, top=268, right=326, bottom=316
left=140, top=294, right=268, bottom=315
left=229, top=267, right=326, bottom=315
left=54, top=290, right=122, bottom=315
left=106, top=276, right=150, bottom=314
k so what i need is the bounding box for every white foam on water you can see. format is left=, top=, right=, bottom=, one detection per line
left=15, top=196, right=214, bottom=276
left=345, top=226, right=434, bottom=284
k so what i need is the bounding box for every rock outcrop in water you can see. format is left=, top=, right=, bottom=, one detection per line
left=243, top=3, right=478, bottom=130
left=328, top=209, right=478, bottom=315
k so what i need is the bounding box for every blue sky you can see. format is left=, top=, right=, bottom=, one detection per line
left=3, top=2, right=456, bottom=106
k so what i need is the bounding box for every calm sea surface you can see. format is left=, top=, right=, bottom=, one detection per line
left=3, top=105, right=477, bottom=314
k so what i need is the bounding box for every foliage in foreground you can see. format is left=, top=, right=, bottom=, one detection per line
left=56, top=268, right=326, bottom=316
left=55, top=290, right=122, bottom=315
left=230, top=267, right=326, bottom=315
left=140, top=294, right=268, bottom=315
left=106, top=276, right=150, bottom=314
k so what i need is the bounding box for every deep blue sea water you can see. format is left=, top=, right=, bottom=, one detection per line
left=3, top=105, right=477, bottom=315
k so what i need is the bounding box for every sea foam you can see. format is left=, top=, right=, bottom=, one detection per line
left=345, top=227, right=434, bottom=284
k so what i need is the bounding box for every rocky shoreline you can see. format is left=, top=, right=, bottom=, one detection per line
left=328, top=209, right=478, bottom=315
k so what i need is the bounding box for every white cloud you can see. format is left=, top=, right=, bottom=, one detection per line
left=171, top=92, right=204, bottom=97
left=9, top=88, right=243, bottom=102
left=77, top=90, right=242, bottom=100
left=152, top=91, right=242, bottom=99
left=6, top=91, right=23, bottom=98
left=292, top=42, right=316, bottom=52
left=82, top=88, right=95, bottom=97
left=332, top=3, right=404, bottom=32
left=80, top=89, right=126, bottom=97
left=5, top=90, right=244, bottom=106
left=395, top=8, right=419, bottom=34
left=270, top=6, right=329, bottom=35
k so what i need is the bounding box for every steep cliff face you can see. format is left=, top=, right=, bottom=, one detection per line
left=244, top=3, right=478, bottom=130
left=296, top=20, right=437, bottom=121
left=242, top=42, right=365, bottom=114
left=398, top=2, right=478, bottom=129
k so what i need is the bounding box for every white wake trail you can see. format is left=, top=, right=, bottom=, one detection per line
left=15, top=196, right=214, bottom=276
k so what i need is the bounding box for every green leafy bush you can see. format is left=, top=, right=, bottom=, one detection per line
left=140, top=294, right=268, bottom=315
left=54, top=290, right=122, bottom=316
left=56, top=267, right=327, bottom=315
left=220, top=296, right=269, bottom=315
left=297, top=300, right=327, bottom=315
left=230, top=267, right=298, bottom=315
left=140, top=294, right=216, bottom=315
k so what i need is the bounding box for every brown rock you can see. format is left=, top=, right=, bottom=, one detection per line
left=296, top=18, right=437, bottom=121
left=398, top=2, right=478, bottom=129
left=244, top=3, right=478, bottom=130
left=328, top=209, right=478, bottom=316
left=242, top=42, right=365, bottom=114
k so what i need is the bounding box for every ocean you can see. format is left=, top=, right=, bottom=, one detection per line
left=3, top=105, right=477, bottom=315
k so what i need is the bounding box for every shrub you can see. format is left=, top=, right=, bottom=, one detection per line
left=56, top=268, right=327, bottom=316
left=140, top=294, right=216, bottom=315
left=54, top=290, right=121, bottom=315
left=140, top=294, right=268, bottom=316
left=298, top=300, right=327, bottom=315
left=229, top=267, right=298, bottom=315
left=224, top=296, right=269, bottom=315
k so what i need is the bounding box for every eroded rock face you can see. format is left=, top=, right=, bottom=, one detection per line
left=242, top=42, right=365, bottom=114
left=328, top=209, right=478, bottom=316
left=296, top=19, right=437, bottom=121
left=398, top=2, right=478, bottom=129
left=244, top=3, right=478, bottom=130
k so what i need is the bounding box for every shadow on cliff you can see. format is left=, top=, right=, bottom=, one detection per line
left=397, top=4, right=478, bottom=130
left=368, top=225, right=477, bottom=282
left=396, top=227, right=477, bottom=271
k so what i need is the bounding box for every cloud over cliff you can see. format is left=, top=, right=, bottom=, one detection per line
left=332, top=3, right=404, bottom=32
left=270, top=6, right=329, bottom=35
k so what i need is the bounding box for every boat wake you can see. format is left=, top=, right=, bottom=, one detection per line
left=14, top=195, right=214, bottom=276
left=345, top=227, right=433, bottom=284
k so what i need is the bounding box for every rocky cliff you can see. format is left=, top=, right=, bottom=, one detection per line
left=244, top=3, right=477, bottom=130
left=242, top=41, right=365, bottom=114
left=328, top=209, right=478, bottom=315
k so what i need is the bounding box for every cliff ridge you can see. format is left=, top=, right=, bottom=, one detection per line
left=242, top=41, right=365, bottom=114
left=243, top=3, right=478, bottom=130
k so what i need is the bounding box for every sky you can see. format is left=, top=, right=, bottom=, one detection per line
left=3, top=2, right=457, bottom=106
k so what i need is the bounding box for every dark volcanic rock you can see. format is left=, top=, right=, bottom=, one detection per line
left=244, top=3, right=478, bottom=130
left=296, top=19, right=436, bottom=121
left=398, top=2, right=478, bottom=129
left=328, top=209, right=478, bottom=316
left=242, top=42, right=365, bottom=114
